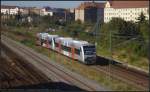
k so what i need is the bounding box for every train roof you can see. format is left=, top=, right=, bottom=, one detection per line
left=37, top=32, right=94, bottom=47
left=47, top=34, right=58, bottom=37
left=40, top=33, right=49, bottom=37
left=58, top=37, right=72, bottom=40
left=55, top=36, right=93, bottom=48
left=39, top=33, right=49, bottom=39
left=72, top=40, right=88, bottom=45
left=71, top=40, right=92, bottom=48
left=40, top=32, right=49, bottom=35
left=55, top=37, right=73, bottom=41
left=47, top=35, right=58, bottom=40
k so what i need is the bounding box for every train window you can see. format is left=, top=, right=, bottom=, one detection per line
left=83, top=46, right=95, bottom=51
left=83, top=45, right=96, bottom=55
left=54, top=39, right=56, bottom=43
left=55, top=42, right=59, bottom=47
left=61, top=45, right=63, bottom=49
left=61, top=45, right=71, bottom=52
left=75, top=49, right=80, bottom=55
left=68, top=47, right=71, bottom=52
left=49, top=40, right=52, bottom=45
left=80, top=47, right=81, bottom=51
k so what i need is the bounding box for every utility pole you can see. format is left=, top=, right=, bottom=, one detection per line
left=65, top=10, right=67, bottom=22
left=39, top=8, right=40, bottom=25
left=7, top=8, right=10, bottom=26
left=94, top=15, right=101, bottom=49
left=108, top=30, right=112, bottom=82
left=17, top=7, right=21, bottom=22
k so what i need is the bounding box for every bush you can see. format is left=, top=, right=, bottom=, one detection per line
left=20, top=39, right=34, bottom=47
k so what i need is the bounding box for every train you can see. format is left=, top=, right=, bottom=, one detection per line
left=36, top=32, right=96, bottom=64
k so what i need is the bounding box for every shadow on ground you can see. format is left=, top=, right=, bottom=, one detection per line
left=95, top=56, right=122, bottom=66
left=9, top=82, right=86, bottom=91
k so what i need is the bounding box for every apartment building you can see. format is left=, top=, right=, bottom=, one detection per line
left=1, top=5, right=19, bottom=15
left=1, top=5, right=42, bottom=15
left=104, top=1, right=149, bottom=23
left=41, top=7, right=53, bottom=16
left=75, top=2, right=105, bottom=23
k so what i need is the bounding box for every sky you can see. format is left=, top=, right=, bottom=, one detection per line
left=1, top=1, right=106, bottom=9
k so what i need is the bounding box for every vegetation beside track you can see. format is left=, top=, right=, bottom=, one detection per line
left=2, top=26, right=145, bottom=91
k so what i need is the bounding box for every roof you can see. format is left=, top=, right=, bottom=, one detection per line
left=21, top=7, right=38, bottom=9
left=108, top=1, right=149, bottom=8
left=46, top=9, right=57, bottom=12
left=43, top=6, right=52, bottom=11
left=1, top=5, right=19, bottom=9
left=43, top=7, right=66, bottom=12
left=76, top=2, right=105, bottom=10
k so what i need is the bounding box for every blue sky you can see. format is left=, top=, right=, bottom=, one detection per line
left=1, top=1, right=106, bottom=9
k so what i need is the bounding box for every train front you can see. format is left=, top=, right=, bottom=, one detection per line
left=83, top=45, right=96, bottom=64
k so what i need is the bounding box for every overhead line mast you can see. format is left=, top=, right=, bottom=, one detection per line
left=91, top=0, right=112, bottom=82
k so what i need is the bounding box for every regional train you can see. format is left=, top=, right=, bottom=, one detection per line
left=36, top=32, right=96, bottom=64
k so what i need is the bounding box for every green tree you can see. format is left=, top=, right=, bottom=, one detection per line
left=108, top=18, right=140, bottom=37
left=139, top=20, right=149, bottom=42
left=109, top=17, right=125, bottom=32
left=137, top=12, right=146, bottom=23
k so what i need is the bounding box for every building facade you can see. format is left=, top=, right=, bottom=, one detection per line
left=75, top=2, right=105, bottom=23
left=67, top=8, right=75, bottom=21
left=20, top=7, right=41, bottom=15
left=75, top=8, right=84, bottom=22
left=41, top=7, right=53, bottom=16
left=1, top=5, right=19, bottom=15
left=104, top=1, right=149, bottom=23
left=1, top=5, right=42, bottom=15
left=41, top=9, right=53, bottom=16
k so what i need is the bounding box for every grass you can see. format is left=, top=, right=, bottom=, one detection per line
left=1, top=26, right=148, bottom=91
left=54, top=30, right=149, bottom=72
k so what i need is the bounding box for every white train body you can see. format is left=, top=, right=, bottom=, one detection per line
left=36, top=33, right=96, bottom=64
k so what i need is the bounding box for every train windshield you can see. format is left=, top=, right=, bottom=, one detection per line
left=83, top=45, right=96, bottom=55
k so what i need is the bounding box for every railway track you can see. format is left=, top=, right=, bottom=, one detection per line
left=1, top=35, right=107, bottom=91
left=91, top=64, right=149, bottom=90
left=93, top=56, right=149, bottom=90
left=0, top=50, right=50, bottom=88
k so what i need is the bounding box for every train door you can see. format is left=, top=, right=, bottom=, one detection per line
left=52, top=38, right=55, bottom=50
left=80, top=46, right=85, bottom=63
